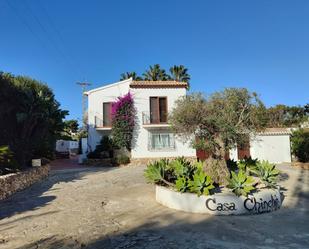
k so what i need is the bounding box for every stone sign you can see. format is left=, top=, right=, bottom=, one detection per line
left=32, top=159, right=42, bottom=167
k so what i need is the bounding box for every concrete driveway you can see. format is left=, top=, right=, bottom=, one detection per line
left=0, top=163, right=308, bottom=249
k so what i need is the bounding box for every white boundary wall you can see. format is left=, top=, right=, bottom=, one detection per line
left=229, top=134, right=291, bottom=163
left=250, top=134, right=291, bottom=163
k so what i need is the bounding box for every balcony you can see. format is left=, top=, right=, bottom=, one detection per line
left=142, top=112, right=170, bottom=128
left=94, top=116, right=112, bottom=130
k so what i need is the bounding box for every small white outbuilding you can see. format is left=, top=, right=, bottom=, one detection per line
left=230, top=128, right=292, bottom=163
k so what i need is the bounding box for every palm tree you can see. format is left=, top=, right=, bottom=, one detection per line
left=142, top=64, right=168, bottom=81
left=168, top=65, right=190, bottom=83
left=120, top=72, right=143, bottom=81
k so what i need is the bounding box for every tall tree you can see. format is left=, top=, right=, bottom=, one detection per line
left=304, top=103, right=309, bottom=113
left=168, top=65, right=191, bottom=83
left=266, top=104, right=308, bottom=127
left=169, top=88, right=267, bottom=184
left=0, top=72, right=68, bottom=168
left=120, top=72, right=142, bottom=81
left=142, top=64, right=168, bottom=81
left=60, top=119, right=79, bottom=140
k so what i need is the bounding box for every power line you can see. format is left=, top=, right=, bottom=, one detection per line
left=36, top=0, right=85, bottom=75
left=22, top=0, right=81, bottom=78
left=4, top=0, right=50, bottom=52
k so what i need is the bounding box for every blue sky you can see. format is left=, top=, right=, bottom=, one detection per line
left=1, top=0, right=308, bottom=122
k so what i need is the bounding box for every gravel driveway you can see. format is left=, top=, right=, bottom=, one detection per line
left=0, top=163, right=308, bottom=249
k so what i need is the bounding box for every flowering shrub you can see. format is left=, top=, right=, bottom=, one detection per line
left=111, top=92, right=136, bottom=150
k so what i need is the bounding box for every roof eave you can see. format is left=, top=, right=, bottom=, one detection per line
left=84, top=78, right=132, bottom=95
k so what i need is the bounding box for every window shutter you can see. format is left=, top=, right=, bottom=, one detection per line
left=150, top=97, right=159, bottom=123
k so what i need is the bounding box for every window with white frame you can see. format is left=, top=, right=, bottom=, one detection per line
left=148, top=132, right=175, bottom=150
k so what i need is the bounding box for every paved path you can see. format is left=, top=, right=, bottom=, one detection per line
left=0, top=164, right=308, bottom=249
left=50, top=157, right=86, bottom=170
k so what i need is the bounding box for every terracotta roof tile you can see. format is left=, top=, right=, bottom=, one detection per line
left=258, top=128, right=292, bottom=135
left=130, top=81, right=188, bottom=88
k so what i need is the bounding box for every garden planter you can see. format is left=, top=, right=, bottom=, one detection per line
left=156, top=185, right=282, bottom=215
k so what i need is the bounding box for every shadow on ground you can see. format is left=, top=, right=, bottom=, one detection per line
left=13, top=167, right=309, bottom=249
left=0, top=167, right=114, bottom=220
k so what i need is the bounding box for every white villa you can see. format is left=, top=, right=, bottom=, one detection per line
left=84, top=78, right=196, bottom=159
left=85, top=79, right=292, bottom=163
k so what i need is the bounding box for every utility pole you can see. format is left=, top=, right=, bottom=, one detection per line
left=76, top=81, right=92, bottom=130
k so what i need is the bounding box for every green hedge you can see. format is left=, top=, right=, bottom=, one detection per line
left=291, top=129, right=309, bottom=162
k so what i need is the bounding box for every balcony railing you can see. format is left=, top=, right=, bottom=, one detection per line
left=142, top=111, right=169, bottom=126
left=94, top=116, right=111, bottom=129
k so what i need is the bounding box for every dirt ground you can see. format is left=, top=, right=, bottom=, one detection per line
left=0, top=162, right=308, bottom=249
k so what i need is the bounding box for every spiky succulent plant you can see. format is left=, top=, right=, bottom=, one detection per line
left=227, top=170, right=256, bottom=196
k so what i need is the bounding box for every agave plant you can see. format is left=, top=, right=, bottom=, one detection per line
left=144, top=159, right=173, bottom=186
left=227, top=170, right=256, bottom=196
left=175, top=176, right=189, bottom=193
left=226, top=159, right=238, bottom=172
left=168, top=157, right=194, bottom=178
left=237, top=161, right=248, bottom=172
left=252, top=160, right=280, bottom=188
left=188, top=170, right=215, bottom=196
left=237, top=157, right=259, bottom=173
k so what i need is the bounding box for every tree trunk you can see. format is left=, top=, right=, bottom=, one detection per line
left=203, top=137, right=230, bottom=185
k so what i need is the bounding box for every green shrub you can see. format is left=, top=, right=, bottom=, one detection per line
left=291, top=129, right=309, bottom=162
left=0, top=72, right=68, bottom=168
left=252, top=160, right=279, bottom=188
left=227, top=170, right=256, bottom=196
left=188, top=168, right=215, bottom=196
left=144, top=159, right=171, bottom=186
left=237, top=157, right=258, bottom=172
left=116, top=155, right=130, bottom=165
left=168, top=157, right=194, bottom=178
left=87, top=136, right=113, bottom=159
left=144, top=157, right=214, bottom=196
left=0, top=145, right=18, bottom=175
left=175, top=176, right=189, bottom=192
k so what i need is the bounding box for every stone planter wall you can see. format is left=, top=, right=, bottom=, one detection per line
left=0, top=164, right=50, bottom=201
left=156, top=185, right=282, bottom=215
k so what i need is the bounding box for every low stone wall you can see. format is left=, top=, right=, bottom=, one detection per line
left=0, top=165, right=50, bottom=201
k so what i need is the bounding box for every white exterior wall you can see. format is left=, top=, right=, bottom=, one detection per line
left=69, top=141, right=79, bottom=149
left=86, top=79, right=196, bottom=158
left=87, top=79, right=130, bottom=151
left=56, top=140, right=69, bottom=152
left=130, top=87, right=196, bottom=158
left=229, top=147, right=238, bottom=161
left=250, top=134, right=291, bottom=163
left=81, top=138, right=88, bottom=154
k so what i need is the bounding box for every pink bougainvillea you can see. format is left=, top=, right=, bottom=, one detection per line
left=111, top=92, right=136, bottom=150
